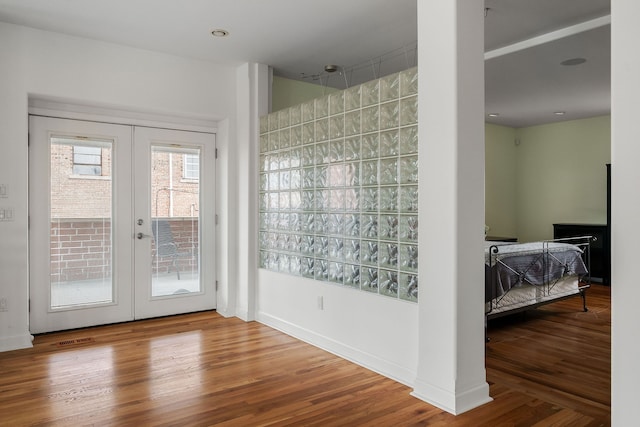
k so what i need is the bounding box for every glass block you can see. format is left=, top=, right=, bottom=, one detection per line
left=361, top=106, right=379, bottom=134
left=315, top=212, right=329, bottom=235
left=301, top=234, right=315, bottom=256
left=400, top=215, right=418, bottom=242
left=361, top=133, right=379, bottom=159
left=259, top=251, right=268, bottom=269
left=278, top=151, right=290, bottom=170
left=344, top=136, right=361, bottom=161
left=315, top=95, right=329, bottom=119
left=289, top=234, right=302, bottom=252
left=290, top=169, right=301, bottom=189
left=259, top=193, right=268, bottom=211
left=329, top=262, right=344, bottom=284
left=278, top=212, right=290, bottom=230
left=361, top=215, right=378, bottom=239
left=344, top=188, right=360, bottom=211
left=362, top=187, right=378, bottom=212
left=399, top=125, right=418, bottom=155
left=330, top=115, right=345, bottom=140
left=279, top=192, right=290, bottom=210
left=379, top=242, right=399, bottom=269
left=279, top=129, right=291, bottom=149
left=302, top=168, right=314, bottom=189
left=301, top=213, right=314, bottom=234
left=379, top=215, right=399, bottom=241
left=268, top=154, right=279, bottom=171
left=399, top=155, right=418, bottom=184
left=301, top=190, right=314, bottom=211
left=280, top=171, right=291, bottom=191
left=268, top=212, right=279, bottom=230
left=380, top=101, right=400, bottom=130
left=269, top=131, right=279, bottom=152
left=259, top=154, right=268, bottom=172
left=379, top=158, right=398, bottom=185
left=315, top=142, right=330, bottom=165
left=268, top=232, right=278, bottom=250
left=279, top=254, right=290, bottom=273
left=277, top=233, right=290, bottom=251
left=290, top=213, right=301, bottom=232
left=259, top=173, right=268, bottom=192
left=268, top=112, right=279, bottom=131
left=329, top=139, right=345, bottom=162
left=290, top=191, right=301, bottom=210
left=302, top=257, right=315, bottom=278
left=268, top=192, right=279, bottom=210
left=315, top=165, right=328, bottom=188
left=291, top=125, right=303, bottom=147
left=303, top=122, right=315, bottom=145
left=400, top=96, right=418, bottom=126
left=400, top=67, right=418, bottom=97
left=260, top=134, right=269, bottom=153
left=344, top=85, right=361, bottom=111
left=328, top=164, right=345, bottom=187
left=361, top=79, right=380, bottom=107
left=260, top=115, right=269, bottom=135
left=279, top=109, right=290, bottom=128
left=380, top=130, right=399, bottom=157
left=302, top=146, right=314, bottom=167
left=330, top=91, right=344, bottom=115
left=361, top=160, right=378, bottom=186
left=399, top=244, right=418, bottom=272
left=329, top=238, right=344, bottom=260
left=315, top=236, right=329, bottom=258
left=399, top=273, right=419, bottom=302
left=268, top=252, right=279, bottom=271
left=290, top=148, right=301, bottom=169
left=328, top=213, right=344, bottom=235
left=379, top=269, right=399, bottom=298
left=361, top=267, right=379, bottom=293
left=290, top=255, right=301, bottom=275
left=302, top=100, right=315, bottom=122
left=344, top=110, right=361, bottom=136
left=344, top=239, right=360, bottom=263
left=379, top=186, right=398, bottom=212
left=259, top=231, right=269, bottom=249
left=345, top=162, right=360, bottom=187
left=259, top=212, right=268, bottom=231
left=316, top=118, right=329, bottom=142
left=380, top=72, right=400, bottom=102
left=344, top=264, right=360, bottom=289
left=315, top=259, right=329, bottom=281
left=344, top=214, right=360, bottom=237
left=290, top=104, right=302, bottom=126
left=399, top=185, right=418, bottom=212
left=329, top=189, right=345, bottom=211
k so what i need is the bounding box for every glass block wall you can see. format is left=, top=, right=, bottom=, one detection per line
left=258, top=67, right=418, bottom=302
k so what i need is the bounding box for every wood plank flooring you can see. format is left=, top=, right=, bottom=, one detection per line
left=0, top=285, right=610, bottom=426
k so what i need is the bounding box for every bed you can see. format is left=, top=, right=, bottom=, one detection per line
left=485, top=236, right=591, bottom=320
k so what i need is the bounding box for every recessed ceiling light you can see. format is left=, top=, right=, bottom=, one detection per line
left=211, top=29, right=229, bottom=37
left=487, top=113, right=499, bottom=117
left=554, top=111, right=566, bottom=116
left=561, top=57, right=586, bottom=66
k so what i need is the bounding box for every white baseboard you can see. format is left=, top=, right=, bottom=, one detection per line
left=411, top=379, right=492, bottom=415
left=257, top=311, right=416, bottom=387
left=0, top=333, right=34, bottom=352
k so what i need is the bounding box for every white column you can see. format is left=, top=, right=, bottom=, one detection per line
left=412, top=0, right=491, bottom=414
left=611, top=1, right=640, bottom=425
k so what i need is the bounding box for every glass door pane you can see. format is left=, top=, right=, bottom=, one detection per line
left=150, top=147, right=201, bottom=296
left=50, top=137, right=114, bottom=308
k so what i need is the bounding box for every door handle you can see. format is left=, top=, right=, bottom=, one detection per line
left=137, top=232, right=151, bottom=239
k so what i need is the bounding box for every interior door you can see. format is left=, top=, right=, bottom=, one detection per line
left=29, top=116, right=216, bottom=333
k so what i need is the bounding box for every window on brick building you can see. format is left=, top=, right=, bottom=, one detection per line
left=183, top=154, right=199, bottom=180
left=73, top=145, right=102, bottom=176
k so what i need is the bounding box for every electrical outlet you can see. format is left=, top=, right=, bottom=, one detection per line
left=0, top=298, right=8, bottom=312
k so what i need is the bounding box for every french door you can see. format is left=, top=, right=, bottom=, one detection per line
left=29, top=116, right=216, bottom=333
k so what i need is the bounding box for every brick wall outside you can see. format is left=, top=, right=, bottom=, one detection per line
left=51, top=218, right=199, bottom=282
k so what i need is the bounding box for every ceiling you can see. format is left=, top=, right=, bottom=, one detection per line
left=0, top=0, right=610, bottom=128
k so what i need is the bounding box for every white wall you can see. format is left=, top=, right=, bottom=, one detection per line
left=0, top=22, right=241, bottom=350
left=485, top=124, right=518, bottom=238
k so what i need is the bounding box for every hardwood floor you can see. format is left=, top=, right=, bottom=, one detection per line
left=0, top=285, right=610, bottom=426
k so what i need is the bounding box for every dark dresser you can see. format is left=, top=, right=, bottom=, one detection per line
left=553, top=223, right=610, bottom=285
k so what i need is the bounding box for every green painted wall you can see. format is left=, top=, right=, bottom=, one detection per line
left=485, top=123, right=518, bottom=238
left=514, top=115, right=611, bottom=242
left=272, top=76, right=338, bottom=112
